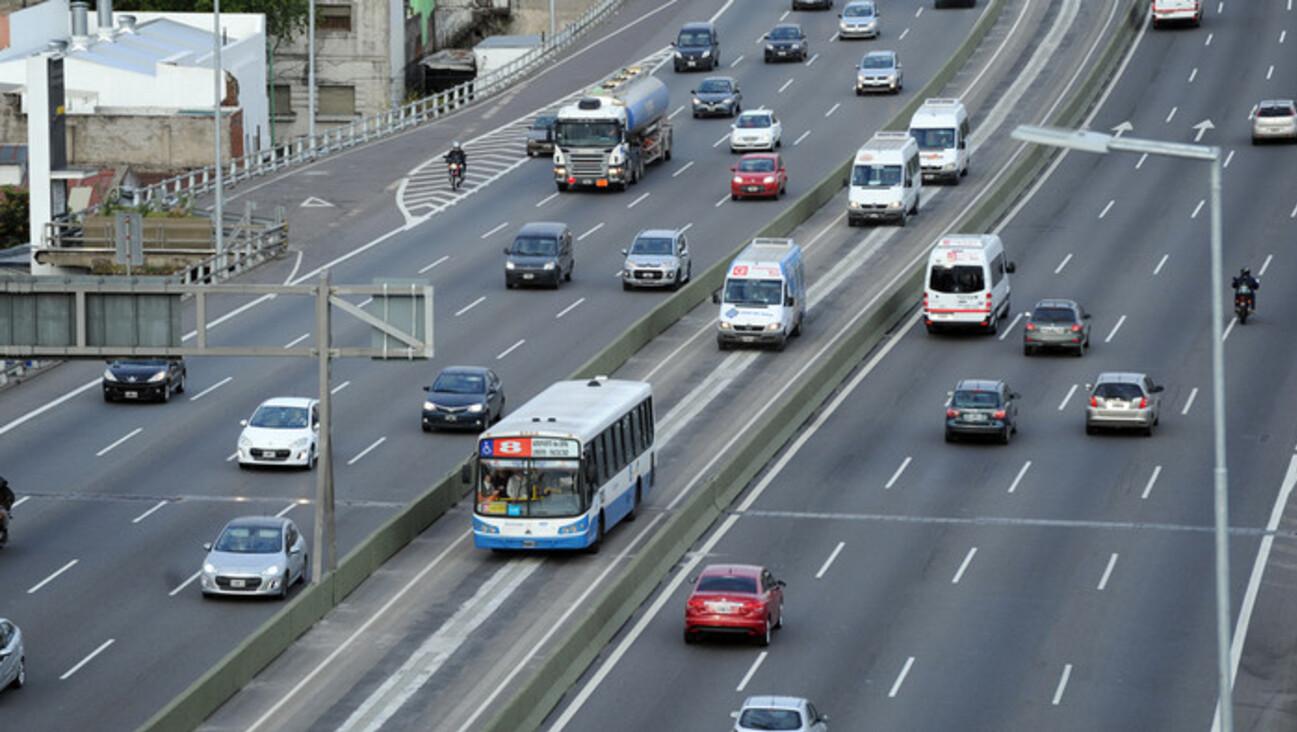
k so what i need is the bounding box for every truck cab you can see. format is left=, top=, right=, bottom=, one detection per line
left=713, top=238, right=806, bottom=352
left=553, top=67, right=672, bottom=192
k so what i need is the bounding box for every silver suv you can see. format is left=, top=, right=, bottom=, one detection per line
left=1251, top=99, right=1297, bottom=144
left=1085, top=372, right=1164, bottom=436
left=621, top=229, right=693, bottom=291
left=0, top=618, right=24, bottom=693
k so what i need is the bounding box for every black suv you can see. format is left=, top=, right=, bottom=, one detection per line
left=945, top=379, right=1019, bottom=444
left=674, top=22, right=720, bottom=71
left=764, top=24, right=809, bottom=63
left=691, top=76, right=742, bottom=118
left=504, top=222, right=574, bottom=289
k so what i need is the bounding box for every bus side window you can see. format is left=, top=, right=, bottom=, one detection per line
left=612, top=421, right=626, bottom=471
left=593, top=435, right=607, bottom=484
left=600, top=430, right=614, bottom=481
left=646, top=397, right=655, bottom=443
left=622, top=415, right=635, bottom=461
left=629, top=410, right=642, bottom=457
left=583, top=448, right=597, bottom=491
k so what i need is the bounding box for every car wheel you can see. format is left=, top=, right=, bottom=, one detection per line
left=1144, top=426, right=1155, bottom=437
left=622, top=280, right=632, bottom=291
left=585, top=513, right=605, bottom=554
left=302, top=556, right=311, bottom=585
left=692, top=111, right=699, bottom=119
left=176, top=371, right=186, bottom=393
left=758, top=618, right=772, bottom=647
left=1086, top=424, right=1097, bottom=435
left=945, top=429, right=956, bottom=443
left=1074, top=345, right=1084, bottom=357
left=684, top=628, right=696, bottom=644
left=1000, top=427, right=1011, bottom=445
left=731, top=193, right=739, bottom=201
left=1154, top=415, right=1160, bottom=426
left=565, top=265, right=573, bottom=282
left=556, top=182, right=568, bottom=192
left=898, top=208, right=908, bottom=227
left=1024, top=345, right=1033, bottom=357
left=775, top=601, right=784, bottom=629
left=773, top=336, right=788, bottom=352
left=671, top=270, right=682, bottom=291
left=11, top=657, right=25, bottom=689
left=775, top=137, right=782, bottom=148
left=279, top=572, right=290, bottom=600
left=161, top=383, right=171, bottom=403
left=421, top=423, right=432, bottom=433
left=627, top=486, right=641, bottom=522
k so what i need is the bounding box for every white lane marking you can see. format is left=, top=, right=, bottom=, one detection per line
left=952, top=548, right=978, bottom=584
left=899, top=27, right=911, bottom=41
left=672, top=161, right=695, bottom=178
left=735, top=651, right=768, bottom=692
left=679, top=222, right=694, bottom=234
left=418, top=255, right=450, bottom=274
left=825, top=102, right=841, bottom=117
left=1267, top=65, right=1275, bottom=80
left=496, top=339, right=525, bottom=360
left=357, top=297, right=373, bottom=309
left=805, top=52, right=819, bottom=67
left=454, top=296, right=486, bottom=317
left=131, top=500, right=168, bottom=524
left=1104, top=314, right=1126, bottom=343
left=779, top=9, right=789, bottom=20
left=1097, top=553, right=1119, bottom=591
left=1223, top=149, right=1234, bottom=168
left=28, top=559, right=78, bottom=594
left=755, top=33, right=765, bottom=45
left=815, top=542, right=846, bottom=580
left=713, top=133, right=730, bottom=148
left=0, top=379, right=103, bottom=436
left=1007, top=460, right=1032, bottom=494
left=1099, top=200, right=1114, bottom=219
left=627, top=192, right=651, bottom=209
left=1181, top=387, right=1199, bottom=415
left=1291, top=202, right=1297, bottom=218
left=556, top=298, right=586, bottom=319
left=1154, top=253, right=1169, bottom=275
left=884, top=456, right=912, bottom=490
left=889, top=657, right=916, bottom=698
left=284, top=333, right=311, bottom=349
left=60, top=639, right=115, bottom=681
left=189, top=376, right=233, bottom=401
left=96, top=427, right=142, bottom=457
left=1282, top=30, right=1288, bottom=43
left=1141, top=465, right=1163, bottom=500
left=1165, top=106, right=1178, bottom=124
left=915, top=6, right=923, bottom=17
left=1205, top=32, right=1214, bottom=46
left=275, top=502, right=299, bottom=518
left=731, top=54, right=745, bottom=68
left=778, top=78, right=794, bottom=94
left=13, top=496, right=29, bottom=508
left=346, top=437, right=387, bottom=466
left=1189, top=67, right=1198, bottom=83
left=668, top=105, right=685, bottom=120
left=793, top=129, right=811, bottom=146
left=829, top=31, right=839, bottom=42
left=1058, top=384, right=1079, bottom=411
left=480, top=222, right=509, bottom=239
left=1136, top=152, right=1148, bottom=169
left=283, top=249, right=304, bottom=286
left=1222, top=316, right=1238, bottom=342
left=336, top=560, right=542, bottom=732
left=169, top=570, right=202, bottom=596
left=535, top=192, right=559, bottom=207
left=331, top=380, right=351, bottom=395
left=714, top=195, right=728, bottom=207
left=997, top=312, right=1023, bottom=340
left=1260, top=254, right=1274, bottom=277
left=1191, top=199, right=1205, bottom=219
left=1053, top=664, right=1073, bottom=705
left=1055, top=253, right=1074, bottom=273
left=226, top=452, right=238, bottom=462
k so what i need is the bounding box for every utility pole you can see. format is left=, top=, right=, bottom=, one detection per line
left=549, top=0, right=556, bottom=41
left=308, top=0, right=316, bottom=153
left=212, top=0, right=224, bottom=262
left=313, top=271, right=336, bottom=582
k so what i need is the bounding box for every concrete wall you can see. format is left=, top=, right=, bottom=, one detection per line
left=508, top=0, right=594, bottom=36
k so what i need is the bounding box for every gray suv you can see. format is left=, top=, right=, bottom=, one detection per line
left=1085, top=372, right=1163, bottom=436
left=622, top=229, right=692, bottom=291
left=0, top=618, right=24, bottom=693
left=1023, top=299, right=1091, bottom=357
left=504, top=222, right=574, bottom=289
left=945, top=379, right=1019, bottom=444
left=692, top=76, right=742, bottom=118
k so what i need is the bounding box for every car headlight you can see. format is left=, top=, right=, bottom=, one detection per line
left=722, top=97, right=733, bottom=104
left=763, top=176, right=776, bottom=184
left=849, top=201, right=862, bottom=209
left=665, top=270, right=676, bottom=279
left=840, top=20, right=850, bottom=29
left=700, top=49, right=711, bottom=58
left=766, top=323, right=783, bottom=331
left=943, top=163, right=957, bottom=171
left=888, top=201, right=903, bottom=209
left=148, top=370, right=167, bottom=383
left=423, top=401, right=437, bottom=411
left=263, top=565, right=280, bottom=576
left=554, top=166, right=566, bottom=175
left=766, top=44, right=775, bottom=51
left=543, top=262, right=556, bottom=270
left=674, top=51, right=682, bottom=58
left=467, top=403, right=484, bottom=414
left=238, top=434, right=252, bottom=448
left=719, top=322, right=733, bottom=330
left=103, top=368, right=118, bottom=382
left=790, top=43, right=801, bottom=49
left=733, top=175, right=744, bottom=184
left=505, top=261, right=516, bottom=270
left=692, top=98, right=701, bottom=105
left=857, top=73, right=867, bottom=82
left=203, top=563, right=217, bottom=574
left=291, top=436, right=310, bottom=449
left=557, top=517, right=589, bottom=535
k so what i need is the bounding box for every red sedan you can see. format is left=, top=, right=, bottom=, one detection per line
left=683, top=564, right=785, bottom=645
left=730, top=153, right=787, bottom=200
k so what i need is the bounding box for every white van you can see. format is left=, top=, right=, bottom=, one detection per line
left=847, top=131, right=921, bottom=227
left=908, top=98, right=970, bottom=184
left=924, top=234, right=1015, bottom=335
left=713, top=238, right=806, bottom=351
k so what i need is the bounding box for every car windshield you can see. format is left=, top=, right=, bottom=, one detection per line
left=677, top=30, right=711, bottom=46
left=531, top=116, right=555, bottom=129
left=1095, top=382, right=1144, bottom=400
left=554, top=120, right=621, bottom=147
left=249, top=405, right=309, bottom=429
left=724, top=278, right=783, bottom=306
left=1258, top=105, right=1296, bottom=117
left=737, top=115, right=772, bottom=129
left=214, top=526, right=282, bottom=553
left=697, top=575, right=758, bottom=593
left=698, top=79, right=731, bottom=93
left=953, top=390, right=1000, bottom=409
left=738, top=158, right=776, bottom=173
left=769, top=26, right=800, bottom=40
left=910, top=127, right=956, bottom=150
left=929, top=265, right=985, bottom=293
left=631, top=237, right=675, bottom=255
left=852, top=164, right=902, bottom=186
left=477, top=458, right=583, bottom=518
left=512, top=236, right=558, bottom=256
left=861, top=54, right=894, bottom=69
left=738, top=709, right=803, bottom=730
left=1032, top=307, right=1076, bottom=324
left=115, top=359, right=168, bottom=367
left=432, top=372, right=486, bottom=394
left=844, top=2, right=876, bottom=16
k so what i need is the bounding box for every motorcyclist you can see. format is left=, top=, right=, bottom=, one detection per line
left=444, top=141, right=467, bottom=177
left=0, top=475, right=13, bottom=544
left=1232, top=267, right=1260, bottom=311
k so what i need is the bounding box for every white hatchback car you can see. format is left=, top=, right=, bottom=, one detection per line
left=730, top=109, right=782, bottom=153
left=1251, top=99, right=1297, bottom=144
left=237, top=397, right=320, bottom=469
left=732, top=696, right=828, bottom=731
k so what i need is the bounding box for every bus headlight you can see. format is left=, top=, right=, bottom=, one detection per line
left=473, top=518, right=500, bottom=534
left=558, top=517, right=589, bottom=535
left=888, top=200, right=903, bottom=209
left=766, top=323, right=783, bottom=331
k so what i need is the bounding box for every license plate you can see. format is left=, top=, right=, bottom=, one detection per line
left=125, top=391, right=138, bottom=399
left=581, top=178, right=594, bottom=185
left=446, top=415, right=456, bottom=422
left=777, top=51, right=788, bottom=56
left=687, top=60, right=697, bottom=67
left=523, top=273, right=535, bottom=279
left=746, top=186, right=761, bottom=192
left=741, top=336, right=756, bottom=343
left=230, top=579, right=246, bottom=588
left=964, top=413, right=987, bottom=423
left=708, top=601, right=738, bottom=614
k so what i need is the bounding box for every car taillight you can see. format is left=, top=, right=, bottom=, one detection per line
left=1090, top=396, right=1099, bottom=407
left=993, top=410, right=1006, bottom=419
left=946, top=408, right=959, bottom=418
left=744, top=600, right=764, bottom=616
left=1025, top=322, right=1036, bottom=331
left=1139, top=397, right=1148, bottom=409
left=686, top=598, right=705, bottom=613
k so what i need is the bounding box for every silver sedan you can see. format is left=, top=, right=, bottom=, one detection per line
left=1085, top=372, right=1164, bottom=436
left=201, top=516, right=309, bottom=599
left=0, top=618, right=24, bottom=693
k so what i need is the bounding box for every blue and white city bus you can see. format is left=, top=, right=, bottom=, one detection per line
left=472, top=378, right=655, bottom=551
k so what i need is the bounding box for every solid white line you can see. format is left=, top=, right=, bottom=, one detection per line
left=131, top=500, right=168, bottom=524
left=497, top=339, right=525, bottom=360
left=347, top=437, right=387, bottom=466
left=1205, top=32, right=1213, bottom=46
left=1099, top=200, right=1114, bottom=219
left=1141, top=465, right=1162, bottom=500
left=226, top=452, right=238, bottom=462
left=805, top=52, right=819, bottom=67
left=454, top=296, right=486, bottom=317
left=714, top=195, right=728, bottom=207
left=284, top=333, right=311, bottom=349
left=283, top=249, right=303, bottom=286
left=275, top=502, right=299, bottom=518
left=779, top=9, right=789, bottom=20
left=1055, top=253, right=1074, bottom=273
left=1097, top=553, right=1119, bottom=590
left=899, top=27, right=910, bottom=41
left=672, top=161, right=695, bottom=178
left=169, top=570, right=202, bottom=597
left=1282, top=30, right=1288, bottom=43
left=1136, top=152, right=1148, bottom=169
left=1223, top=149, right=1234, bottom=168
left=535, top=192, right=559, bottom=207
left=997, top=312, right=1023, bottom=341
left=730, top=54, right=745, bottom=68
left=357, top=297, right=373, bottom=308
left=418, top=255, right=450, bottom=274
left=1222, top=316, right=1238, bottom=342
left=793, top=129, right=811, bottom=146
left=1058, top=384, right=1079, bottom=411
left=1218, top=1, right=1223, bottom=13
left=13, top=496, right=29, bottom=508
left=735, top=651, right=768, bottom=692
left=829, top=31, right=839, bottom=42
left=713, top=133, right=729, bottom=148
left=1165, top=106, right=1178, bottom=124
left=1181, top=387, right=1199, bottom=415
left=1191, top=199, right=1205, bottom=219
left=668, top=104, right=685, bottom=119
left=1291, top=201, right=1297, bottom=218
left=1104, top=315, right=1126, bottom=343
left=815, top=541, right=846, bottom=579
left=825, top=102, right=841, bottom=117
left=889, top=657, right=915, bottom=698
left=28, top=559, right=78, bottom=594
left=679, top=222, right=694, bottom=234
left=627, top=192, right=651, bottom=209
left=1260, top=254, right=1274, bottom=277
left=96, top=427, right=142, bottom=457
left=556, top=298, right=586, bottom=319
left=778, top=78, right=794, bottom=94
left=915, top=6, right=923, bottom=17
left=1154, top=253, right=1169, bottom=275
left=331, top=380, right=351, bottom=395
left=1052, top=664, right=1073, bottom=705
left=60, top=639, right=114, bottom=681
left=189, top=376, right=233, bottom=401
left=1267, top=65, right=1275, bottom=80
left=952, top=548, right=977, bottom=584
left=884, top=456, right=912, bottom=490
left=480, top=222, right=509, bottom=239
left=0, top=378, right=99, bottom=437
left=1007, top=460, right=1032, bottom=494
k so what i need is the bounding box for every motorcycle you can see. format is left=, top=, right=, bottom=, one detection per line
left=1235, top=286, right=1254, bottom=324
left=447, top=162, right=464, bottom=191
left=0, top=508, right=9, bottom=548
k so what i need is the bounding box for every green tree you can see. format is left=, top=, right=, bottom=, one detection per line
left=113, top=0, right=308, bottom=48
left=0, top=187, right=29, bottom=248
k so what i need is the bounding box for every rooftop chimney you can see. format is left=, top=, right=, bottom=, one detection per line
left=47, top=39, right=68, bottom=53
left=97, top=0, right=114, bottom=40
left=117, top=14, right=136, bottom=34
left=70, top=1, right=90, bottom=49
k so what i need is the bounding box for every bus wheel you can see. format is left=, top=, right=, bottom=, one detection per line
left=586, top=514, right=605, bottom=554
left=627, top=484, right=641, bottom=522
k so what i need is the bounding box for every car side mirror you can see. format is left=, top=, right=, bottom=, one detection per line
left=777, top=579, right=787, bottom=587
left=729, top=165, right=737, bottom=172
left=203, top=542, right=213, bottom=551
left=763, top=33, right=769, bottom=39
left=1151, top=385, right=1165, bottom=393
left=1083, top=313, right=1091, bottom=319
left=1006, top=262, right=1017, bottom=273
left=502, top=247, right=511, bottom=255
left=712, top=290, right=721, bottom=305
left=669, top=41, right=676, bottom=47
left=689, top=89, right=695, bottom=94
left=1084, top=383, right=1093, bottom=392
left=1011, top=392, right=1021, bottom=400
left=461, top=464, right=472, bottom=484
left=959, top=140, right=967, bottom=149
left=784, top=296, right=795, bottom=306
left=422, top=385, right=431, bottom=392
left=0, top=650, right=10, bottom=661
left=730, top=711, right=740, bottom=720
left=620, top=248, right=628, bottom=255
left=239, top=419, right=248, bottom=427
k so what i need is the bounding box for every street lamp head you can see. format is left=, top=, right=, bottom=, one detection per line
left=1011, top=124, right=1113, bottom=154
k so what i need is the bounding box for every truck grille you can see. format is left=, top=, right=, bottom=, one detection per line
left=568, top=153, right=607, bottom=178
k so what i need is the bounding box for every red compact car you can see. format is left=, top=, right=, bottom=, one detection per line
left=684, top=564, right=785, bottom=645
left=730, top=153, right=787, bottom=200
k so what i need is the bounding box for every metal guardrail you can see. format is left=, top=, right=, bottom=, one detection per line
left=121, top=0, right=628, bottom=210
left=0, top=359, right=54, bottom=389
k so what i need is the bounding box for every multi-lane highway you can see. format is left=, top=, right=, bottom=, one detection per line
left=548, top=2, right=1297, bottom=730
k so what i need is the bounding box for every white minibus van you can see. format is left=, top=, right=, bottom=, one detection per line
left=924, top=234, right=1015, bottom=335
left=908, top=98, right=970, bottom=184
left=847, top=131, right=921, bottom=227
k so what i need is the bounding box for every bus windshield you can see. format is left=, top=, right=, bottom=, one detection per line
left=477, top=458, right=583, bottom=518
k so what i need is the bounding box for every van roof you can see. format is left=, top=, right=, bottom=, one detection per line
left=854, top=132, right=915, bottom=160
left=934, top=234, right=997, bottom=249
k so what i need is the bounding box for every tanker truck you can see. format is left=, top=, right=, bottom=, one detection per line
left=552, top=66, right=673, bottom=192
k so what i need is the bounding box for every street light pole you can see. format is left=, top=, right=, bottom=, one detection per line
left=212, top=0, right=224, bottom=262
left=1012, top=124, right=1232, bottom=732
left=308, top=0, right=316, bottom=153
left=549, top=0, right=556, bottom=41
